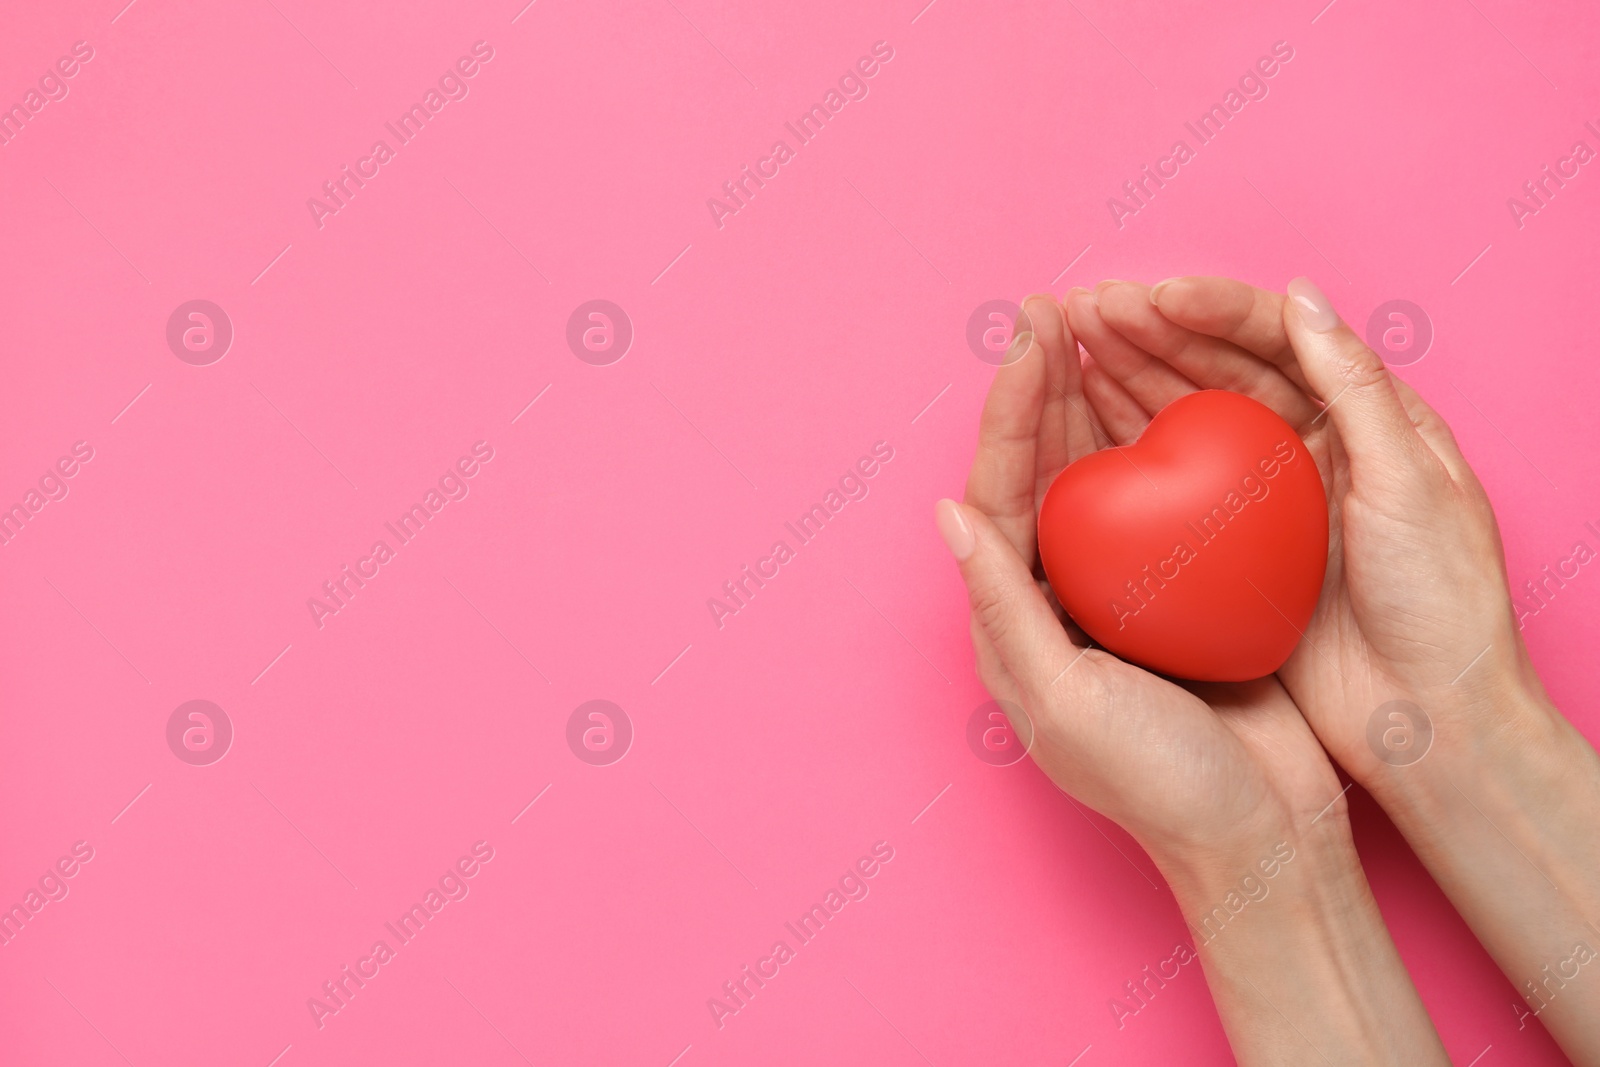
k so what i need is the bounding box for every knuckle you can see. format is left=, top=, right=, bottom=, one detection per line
left=975, top=421, right=1031, bottom=455
left=1429, top=413, right=1464, bottom=453
left=1329, top=337, right=1389, bottom=391
left=969, top=583, right=1017, bottom=645
left=1243, top=287, right=1277, bottom=333
left=1416, top=408, right=1456, bottom=448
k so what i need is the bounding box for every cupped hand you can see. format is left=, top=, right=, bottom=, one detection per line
left=1071, top=277, right=1550, bottom=787
left=938, top=295, right=1346, bottom=875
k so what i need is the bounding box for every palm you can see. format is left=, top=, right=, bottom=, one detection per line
left=1282, top=428, right=1519, bottom=767
left=1040, top=657, right=1341, bottom=852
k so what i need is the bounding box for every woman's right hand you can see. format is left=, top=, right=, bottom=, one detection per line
left=1068, top=276, right=1542, bottom=780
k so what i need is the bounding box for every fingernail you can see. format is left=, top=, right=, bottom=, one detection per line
left=1065, top=286, right=1091, bottom=298
left=1149, top=277, right=1179, bottom=305
left=1003, top=330, right=1034, bottom=365
left=1094, top=278, right=1127, bottom=293
left=1065, top=288, right=1097, bottom=318
left=935, top=499, right=975, bottom=561
left=1017, top=295, right=1047, bottom=333
left=1287, top=277, right=1340, bottom=333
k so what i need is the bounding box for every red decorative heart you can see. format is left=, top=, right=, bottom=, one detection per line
left=1037, top=390, right=1328, bottom=681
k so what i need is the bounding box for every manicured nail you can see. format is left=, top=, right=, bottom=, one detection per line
left=935, top=499, right=975, bottom=561
left=1149, top=277, right=1179, bottom=305
left=1094, top=278, right=1127, bottom=292
left=1003, top=330, right=1034, bottom=365
left=1065, top=286, right=1091, bottom=298
left=1287, top=277, right=1340, bottom=332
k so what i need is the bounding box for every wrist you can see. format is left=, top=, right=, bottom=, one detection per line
left=1356, top=669, right=1583, bottom=838
left=1349, top=675, right=1600, bottom=1063
left=1159, top=813, right=1366, bottom=943
left=1355, top=665, right=1600, bottom=951
left=1158, top=811, right=1449, bottom=1065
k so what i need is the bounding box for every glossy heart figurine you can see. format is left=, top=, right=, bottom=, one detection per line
left=1037, top=390, right=1328, bottom=681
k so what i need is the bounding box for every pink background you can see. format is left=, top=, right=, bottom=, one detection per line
left=3, top=0, right=1597, bottom=1063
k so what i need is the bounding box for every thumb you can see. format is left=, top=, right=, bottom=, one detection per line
left=1284, top=277, right=1432, bottom=483
left=935, top=499, right=1079, bottom=696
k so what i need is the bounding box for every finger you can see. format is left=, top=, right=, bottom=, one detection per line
left=970, top=611, right=1023, bottom=704
left=964, top=309, right=1047, bottom=561
left=1096, top=281, right=1321, bottom=428
left=1390, top=375, right=1478, bottom=488
left=935, top=499, right=1089, bottom=699
left=1065, top=285, right=1197, bottom=416
left=1081, top=377, right=1113, bottom=451
left=1028, top=297, right=1098, bottom=509
left=1082, top=359, right=1150, bottom=445
left=1283, top=278, right=1437, bottom=487
left=1062, top=300, right=1113, bottom=451
left=1148, top=276, right=1305, bottom=390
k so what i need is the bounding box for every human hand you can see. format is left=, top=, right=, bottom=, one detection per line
left=1075, top=276, right=1600, bottom=1061
left=1070, top=276, right=1545, bottom=787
